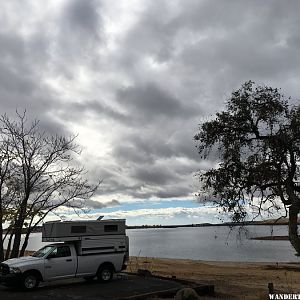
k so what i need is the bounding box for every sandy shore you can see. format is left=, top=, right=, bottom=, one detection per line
left=128, top=257, right=300, bottom=299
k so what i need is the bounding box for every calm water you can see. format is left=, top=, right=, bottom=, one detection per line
left=3, top=225, right=300, bottom=262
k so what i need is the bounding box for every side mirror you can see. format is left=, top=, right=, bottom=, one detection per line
left=47, top=253, right=56, bottom=259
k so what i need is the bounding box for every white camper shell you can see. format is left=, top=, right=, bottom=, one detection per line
left=42, top=219, right=128, bottom=256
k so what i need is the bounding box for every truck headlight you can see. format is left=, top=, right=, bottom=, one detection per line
left=10, top=267, right=21, bottom=274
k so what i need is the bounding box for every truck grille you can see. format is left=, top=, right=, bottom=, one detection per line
left=0, top=263, right=9, bottom=275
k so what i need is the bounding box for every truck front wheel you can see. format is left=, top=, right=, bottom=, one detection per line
left=97, top=265, right=113, bottom=283
left=21, top=272, right=40, bottom=290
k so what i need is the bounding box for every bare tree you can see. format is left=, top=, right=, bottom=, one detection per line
left=0, top=135, right=15, bottom=261
left=0, top=111, right=100, bottom=260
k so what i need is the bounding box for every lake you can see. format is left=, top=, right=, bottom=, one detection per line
left=3, top=225, right=300, bottom=262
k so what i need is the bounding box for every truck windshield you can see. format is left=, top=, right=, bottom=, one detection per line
left=32, top=245, right=54, bottom=257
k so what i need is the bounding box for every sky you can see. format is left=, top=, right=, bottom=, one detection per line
left=1, top=0, right=300, bottom=225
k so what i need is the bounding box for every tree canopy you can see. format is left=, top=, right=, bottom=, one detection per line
left=194, top=81, right=300, bottom=255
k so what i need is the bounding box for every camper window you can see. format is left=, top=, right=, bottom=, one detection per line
left=104, top=225, right=118, bottom=232
left=71, top=226, right=86, bottom=233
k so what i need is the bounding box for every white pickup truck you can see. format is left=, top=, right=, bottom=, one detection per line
left=0, top=241, right=128, bottom=290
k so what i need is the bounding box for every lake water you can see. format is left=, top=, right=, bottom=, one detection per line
left=3, top=225, right=300, bottom=262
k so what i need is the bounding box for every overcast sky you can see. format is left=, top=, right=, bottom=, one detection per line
left=1, top=0, right=300, bottom=225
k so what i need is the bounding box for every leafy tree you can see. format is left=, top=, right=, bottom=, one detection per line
left=0, top=111, right=100, bottom=260
left=194, top=81, right=300, bottom=255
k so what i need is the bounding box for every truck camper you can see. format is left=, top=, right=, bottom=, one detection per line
left=0, top=219, right=129, bottom=290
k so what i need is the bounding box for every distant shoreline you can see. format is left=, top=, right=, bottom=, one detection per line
left=127, top=220, right=292, bottom=229
left=251, top=235, right=289, bottom=241
left=3, top=219, right=294, bottom=234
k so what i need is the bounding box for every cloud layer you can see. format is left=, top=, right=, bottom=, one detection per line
left=1, top=0, right=300, bottom=211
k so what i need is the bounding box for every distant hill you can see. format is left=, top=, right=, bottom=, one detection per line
left=255, top=217, right=300, bottom=225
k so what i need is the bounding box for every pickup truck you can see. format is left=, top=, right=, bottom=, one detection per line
left=0, top=242, right=128, bottom=290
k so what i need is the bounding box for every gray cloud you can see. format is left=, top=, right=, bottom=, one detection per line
left=132, top=165, right=178, bottom=185
left=116, top=83, right=198, bottom=122
left=0, top=31, right=69, bottom=135
left=83, top=199, right=120, bottom=209
left=58, top=0, right=103, bottom=58
left=64, top=0, right=100, bottom=34
left=71, top=198, right=120, bottom=209
left=1, top=0, right=300, bottom=204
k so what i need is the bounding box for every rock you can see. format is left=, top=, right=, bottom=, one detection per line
left=137, top=269, right=152, bottom=277
left=175, top=288, right=199, bottom=300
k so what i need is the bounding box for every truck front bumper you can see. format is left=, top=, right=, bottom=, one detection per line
left=0, top=273, right=22, bottom=286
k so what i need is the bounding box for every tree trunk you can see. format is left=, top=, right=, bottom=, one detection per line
left=10, top=230, right=21, bottom=258
left=10, top=218, right=24, bottom=258
left=0, top=231, right=4, bottom=262
left=288, top=204, right=300, bottom=255
left=0, top=212, right=4, bottom=262
left=5, top=232, right=14, bottom=260
left=20, top=228, right=31, bottom=257
left=10, top=202, right=27, bottom=258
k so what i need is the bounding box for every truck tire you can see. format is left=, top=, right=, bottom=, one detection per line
left=21, top=272, right=40, bottom=290
left=97, top=265, right=113, bottom=283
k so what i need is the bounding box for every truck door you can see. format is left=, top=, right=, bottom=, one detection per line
left=44, top=245, right=77, bottom=280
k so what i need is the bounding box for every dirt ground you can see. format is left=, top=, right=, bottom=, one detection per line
left=127, top=257, right=300, bottom=299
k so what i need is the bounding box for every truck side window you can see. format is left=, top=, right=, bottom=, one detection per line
left=56, top=246, right=71, bottom=257
left=50, top=246, right=71, bottom=258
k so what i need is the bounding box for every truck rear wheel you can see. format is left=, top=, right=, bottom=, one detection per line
left=21, top=272, right=40, bottom=290
left=97, top=265, right=113, bottom=283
